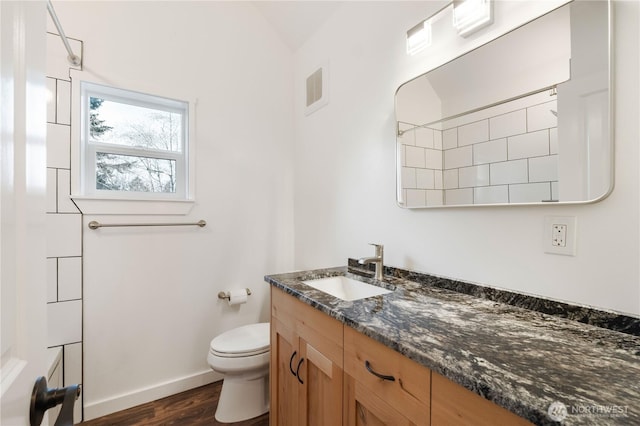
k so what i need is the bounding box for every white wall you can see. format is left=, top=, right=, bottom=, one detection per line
left=293, top=1, right=640, bottom=316
left=52, top=1, right=295, bottom=419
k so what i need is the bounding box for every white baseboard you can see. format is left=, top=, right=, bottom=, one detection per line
left=84, top=369, right=222, bottom=421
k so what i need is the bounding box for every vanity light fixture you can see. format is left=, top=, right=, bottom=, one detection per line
left=452, top=0, right=493, bottom=37
left=406, top=20, right=432, bottom=55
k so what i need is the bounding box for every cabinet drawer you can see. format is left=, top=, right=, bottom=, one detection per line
left=271, top=288, right=343, bottom=367
left=344, top=326, right=430, bottom=425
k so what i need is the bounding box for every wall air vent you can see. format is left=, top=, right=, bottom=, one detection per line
left=305, top=62, right=329, bottom=115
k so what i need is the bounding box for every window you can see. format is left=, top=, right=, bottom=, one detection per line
left=80, top=82, right=189, bottom=199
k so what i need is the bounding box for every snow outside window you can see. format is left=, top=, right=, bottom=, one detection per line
left=80, top=82, right=189, bottom=200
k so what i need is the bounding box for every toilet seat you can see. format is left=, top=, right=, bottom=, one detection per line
left=210, top=322, right=270, bottom=358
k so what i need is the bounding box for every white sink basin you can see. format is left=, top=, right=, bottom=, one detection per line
left=302, top=276, right=392, bottom=301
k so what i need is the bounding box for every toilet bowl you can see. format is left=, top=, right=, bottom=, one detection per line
left=207, top=322, right=270, bottom=423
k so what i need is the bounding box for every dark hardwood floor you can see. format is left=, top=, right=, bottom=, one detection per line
left=79, top=381, right=269, bottom=426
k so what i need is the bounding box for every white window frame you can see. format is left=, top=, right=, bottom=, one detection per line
left=80, top=81, right=188, bottom=199
left=71, top=75, right=196, bottom=215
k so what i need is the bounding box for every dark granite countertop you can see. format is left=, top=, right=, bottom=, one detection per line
left=264, top=264, right=640, bottom=426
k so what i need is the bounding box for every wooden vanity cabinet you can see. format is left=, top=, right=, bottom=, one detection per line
left=270, top=287, right=532, bottom=426
left=270, top=288, right=344, bottom=426
left=431, top=372, right=533, bottom=426
left=343, top=326, right=430, bottom=426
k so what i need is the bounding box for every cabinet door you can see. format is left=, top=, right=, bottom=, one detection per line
left=431, top=373, right=533, bottom=426
left=344, top=374, right=416, bottom=426
left=270, top=318, right=300, bottom=426
left=298, top=339, right=343, bottom=426
left=271, top=288, right=345, bottom=426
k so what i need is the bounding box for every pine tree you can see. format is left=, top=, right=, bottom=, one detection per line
left=89, top=97, right=112, bottom=138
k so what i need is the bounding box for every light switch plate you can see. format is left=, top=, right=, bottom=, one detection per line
left=544, top=216, right=577, bottom=256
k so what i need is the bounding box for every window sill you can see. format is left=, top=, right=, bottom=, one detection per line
left=71, top=196, right=195, bottom=215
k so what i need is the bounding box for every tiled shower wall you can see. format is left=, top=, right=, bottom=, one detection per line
left=400, top=93, right=559, bottom=207
left=46, top=32, right=83, bottom=422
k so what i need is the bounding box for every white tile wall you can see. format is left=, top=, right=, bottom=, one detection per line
left=47, top=259, right=58, bottom=303
left=442, top=128, right=458, bottom=149
left=46, top=33, right=82, bottom=80
left=425, top=148, right=442, bottom=169
left=47, top=78, right=57, bottom=123
left=46, top=347, right=63, bottom=426
left=550, top=128, right=558, bottom=154
left=402, top=167, right=416, bottom=188
left=433, top=130, right=443, bottom=150
left=47, top=34, right=84, bottom=423
left=529, top=155, right=558, bottom=182
left=443, top=169, right=459, bottom=189
left=401, top=91, right=558, bottom=207
left=551, top=181, right=559, bottom=201
left=415, top=127, right=435, bottom=148
left=490, top=159, right=528, bottom=185
left=445, top=188, right=473, bottom=205
left=400, top=128, right=415, bottom=146
left=64, top=342, right=83, bottom=385
left=434, top=170, right=443, bottom=190
left=47, top=124, right=71, bottom=169
left=474, top=185, right=509, bottom=204
left=47, top=300, right=82, bottom=347
left=416, top=169, right=435, bottom=189
left=444, top=146, right=472, bottom=169
left=527, top=100, right=557, bottom=132
left=58, top=257, right=82, bottom=301
left=46, top=214, right=82, bottom=257
left=398, top=122, right=414, bottom=135
left=405, top=145, right=426, bottom=168
left=57, top=170, right=79, bottom=213
left=398, top=141, right=406, bottom=164
left=56, top=80, right=71, bottom=125
left=509, top=182, right=551, bottom=203
left=63, top=342, right=83, bottom=422
left=508, top=130, right=549, bottom=160
left=47, top=168, right=58, bottom=213
left=426, top=190, right=444, bottom=206
left=459, top=165, right=490, bottom=188
left=458, top=120, right=489, bottom=147
left=490, top=109, right=526, bottom=139
left=405, top=189, right=426, bottom=207
left=473, top=138, right=507, bottom=165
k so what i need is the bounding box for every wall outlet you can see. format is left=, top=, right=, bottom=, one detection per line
left=552, top=224, right=567, bottom=247
left=544, top=216, right=577, bottom=256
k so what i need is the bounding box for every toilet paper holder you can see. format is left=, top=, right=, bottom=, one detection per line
left=218, top=288, right=252, bottom=300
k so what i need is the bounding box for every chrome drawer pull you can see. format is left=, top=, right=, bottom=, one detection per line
left=365, top=360, right=395, bottom=382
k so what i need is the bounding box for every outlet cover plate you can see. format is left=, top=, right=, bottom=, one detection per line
left=544, top=216, right=577, bottom=256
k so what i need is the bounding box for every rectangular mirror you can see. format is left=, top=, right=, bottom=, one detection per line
left=396, top=0, right=611, bottom=208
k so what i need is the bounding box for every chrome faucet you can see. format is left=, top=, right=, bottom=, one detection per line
left=358, top=243, right=384, bottom=280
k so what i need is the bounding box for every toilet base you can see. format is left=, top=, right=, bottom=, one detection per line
left=215, top=374, right=269, bottom=423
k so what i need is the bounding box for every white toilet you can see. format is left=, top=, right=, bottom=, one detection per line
left=207, top=322, right=270, bottom=423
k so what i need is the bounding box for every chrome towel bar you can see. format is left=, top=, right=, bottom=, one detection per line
left=88, top=220, right=206, bottom=230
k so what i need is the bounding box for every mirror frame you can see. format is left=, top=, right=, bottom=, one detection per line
left=395, top=0, right=613, bottom=209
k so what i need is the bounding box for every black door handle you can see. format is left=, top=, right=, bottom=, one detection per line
left=30, top=376, right=81, bottom=426
left=295, top=358, right=305, bottom=384
left=289, top=351, right=298, bottom=376
left=365, top=360, right=395, bottom=382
